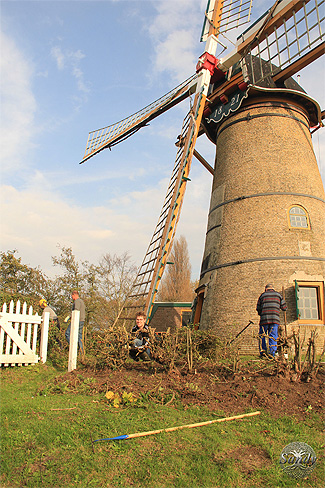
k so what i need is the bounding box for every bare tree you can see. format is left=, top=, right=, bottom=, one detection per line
left=158, top=235, right=194, bottom=302
left=98, top=252, right=137, bottom=326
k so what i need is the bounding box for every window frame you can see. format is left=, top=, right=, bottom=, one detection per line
left=193, top=285, right=206, bottom=328
left=288, top=205, right=310, bottom=230
left=181, top=309, right=192, bottom=327
left=295, top=280, right=325, bottom=325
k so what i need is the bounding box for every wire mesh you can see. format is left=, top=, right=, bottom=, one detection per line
left=219, top=0, right=253, bottom=32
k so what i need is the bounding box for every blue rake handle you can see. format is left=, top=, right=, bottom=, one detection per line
left=91, top=411, right=261, bottom=444
left=93, top=434, right=129, bottom=442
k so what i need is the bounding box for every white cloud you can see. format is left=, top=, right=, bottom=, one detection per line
left=0, top=178, right=164, bottom=277
left=51, top=46, right=65, bottom=70
left=51, top=45, right=89, bottom=95
left=0, top=30, right=37, bottom=171
left=147, top=0, right=203, bottom=83
left=153, top=30, right=198, bottom=82
left=0, top=155, right=211, bottom=278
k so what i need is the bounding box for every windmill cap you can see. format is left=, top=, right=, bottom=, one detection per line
left=39, top=299, right=47, bottom=307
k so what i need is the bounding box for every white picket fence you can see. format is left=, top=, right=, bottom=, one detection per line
left=0, top=300, right=49, bottom=367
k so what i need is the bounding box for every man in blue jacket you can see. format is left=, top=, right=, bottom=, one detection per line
left=256, top=284, right=287, bottom=358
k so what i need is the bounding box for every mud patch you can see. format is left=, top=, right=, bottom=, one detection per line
left=46, top=361, right=325, bottom=421
left=213, top=446, right=272, bottom=474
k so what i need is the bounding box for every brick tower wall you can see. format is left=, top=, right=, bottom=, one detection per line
left=199, top=96, right=325, bottom=354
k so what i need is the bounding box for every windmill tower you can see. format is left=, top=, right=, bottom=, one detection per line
left=194, top=0, right=325, bottom=352
left=81, top=0, right=325, bottom=351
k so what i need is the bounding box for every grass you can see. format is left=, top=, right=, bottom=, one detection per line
left=1, top=363, right=324, bottom=488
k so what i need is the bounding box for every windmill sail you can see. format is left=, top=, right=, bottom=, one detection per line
left=80, top=74, right=198, bottom=164
left=118, top=64, right=212, bottom=324
left=119, top=109, right=203, bottom=323
left=201, top=0, right=253, bottom=41
left=113, top=1, right=232, bottom=324
left=219, top=0, right=324, bottom=85
left=242, top=0, right=325, bottom=85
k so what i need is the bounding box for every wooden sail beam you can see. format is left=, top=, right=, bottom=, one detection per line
left=193, top=149, right=215, bottom=175
left=206, top=0, right=226, bottom=38
left=145, top=89, right=207, bottom=321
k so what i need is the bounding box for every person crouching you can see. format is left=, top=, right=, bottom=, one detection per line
left=129, top=311, right=151, bottom=362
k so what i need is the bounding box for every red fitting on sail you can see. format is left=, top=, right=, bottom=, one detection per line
left=196, top=53, right=225, bottom=84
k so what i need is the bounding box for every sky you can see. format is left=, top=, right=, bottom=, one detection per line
left=1, top=0, right=324, bottom=281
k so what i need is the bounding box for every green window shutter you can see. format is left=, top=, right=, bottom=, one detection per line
left=294, top=280, right=300, bottom=319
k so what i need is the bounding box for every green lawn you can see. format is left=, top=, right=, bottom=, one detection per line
left=1, top=363, right=323, bottom=488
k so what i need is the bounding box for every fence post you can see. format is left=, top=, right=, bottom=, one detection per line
left=68, top=310, right=80, bottom=373
left=40, top=311, right=49, bottom=363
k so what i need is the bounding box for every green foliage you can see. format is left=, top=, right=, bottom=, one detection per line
left=0, top=290, right=38, bottom=312
left=0, top=250, right=48, bottom=309
left=50, top=246, right=137, bottom=333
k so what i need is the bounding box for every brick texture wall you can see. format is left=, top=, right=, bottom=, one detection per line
left=198, top=95, right=325, bottom=354
left=149, top=304, right=192, bottom=332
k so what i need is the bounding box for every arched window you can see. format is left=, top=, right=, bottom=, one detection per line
left=288, top=205, right=310, bottom=229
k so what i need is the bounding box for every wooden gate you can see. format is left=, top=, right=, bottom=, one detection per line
left=0, top=300, right=49, bottom=366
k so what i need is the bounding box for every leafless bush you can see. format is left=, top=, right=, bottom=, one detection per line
left=287, top=329, right=325, bottom=381
left=149, top=328, right=232, bottom=373
left=85, top=324, right=130, bottom=370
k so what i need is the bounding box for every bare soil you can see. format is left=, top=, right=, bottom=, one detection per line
left=59, top=360, right=324, bottom=420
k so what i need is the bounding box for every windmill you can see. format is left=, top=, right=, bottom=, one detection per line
left=81, top=0, right=325, bottom=344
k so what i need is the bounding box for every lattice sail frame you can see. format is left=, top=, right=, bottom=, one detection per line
left=219, top=0, right=325, bottom=85
left=242, top=0, right=324, bottom=85
left=119, top=105, right=204, bottom=323
left=80, top=74, right=198, bottom=164
left=201, top=0, right=253, bottom=42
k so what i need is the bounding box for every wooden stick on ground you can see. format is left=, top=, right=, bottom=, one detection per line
left=50, top=407, right=77, bottom=411
left=93, top=410, right=261, bottom=443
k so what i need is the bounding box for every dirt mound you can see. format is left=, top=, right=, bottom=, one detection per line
left=58, top=361, right=324, bottom=420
